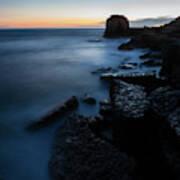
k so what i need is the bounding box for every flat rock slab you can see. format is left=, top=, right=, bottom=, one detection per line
left=49, top=115, right=136, bottom=180
left=27, top=96, right=79, bottom=130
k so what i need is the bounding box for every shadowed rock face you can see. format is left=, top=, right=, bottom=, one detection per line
left=104, top=15, right=129, bottom=37
left=149, top=86, right=180, bottom=118
left=49, top=115, right=136, bottom=180
left=160, top=43, right=180, bottom=87
left=168, top=108, right=180, bottom=138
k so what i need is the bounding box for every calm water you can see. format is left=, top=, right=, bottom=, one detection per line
left=0, top=29, right=155, bottom=180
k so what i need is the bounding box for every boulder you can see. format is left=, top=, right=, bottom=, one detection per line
left=49, top=115, right=136, bottom=180
left=27, top=96, right=79, bottom=130
left=82, top=94, right=96, bottom=105
left=104, top=15, right=129, bottom=37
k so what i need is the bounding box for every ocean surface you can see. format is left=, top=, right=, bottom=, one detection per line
left=0, top=29, right=159, bottom=180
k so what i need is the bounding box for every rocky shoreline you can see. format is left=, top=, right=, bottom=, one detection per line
left=27, top=15, right=180, bottom=180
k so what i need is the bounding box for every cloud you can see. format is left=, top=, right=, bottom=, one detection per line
left=130, top=16, right=174, bottom=27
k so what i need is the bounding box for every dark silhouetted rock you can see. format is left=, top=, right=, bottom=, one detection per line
left=119, top=33, right=170, bottom=51
left=27, top=96, right=79, bottom=130
left=99, top=99, right=112, bottom=117
left=160, top=42, right=180, bottom=87
left=139, top=52, right=162, bottom=60
left=149, top=87, right=180, bottom=118
left=163, top=17, right=180, bottom=37
left=49, top=115, right=136, bottom=180
left=168, top=108, right=180, bottom=139
left=104, top=15, right=129, bottom=37
left=82, top=94, right=96, bottom=105
left=141, top=59, right=162, bottom=67
left=118, top=41, right=134, bottom=50
left=160, top=108, right=180, bottom=180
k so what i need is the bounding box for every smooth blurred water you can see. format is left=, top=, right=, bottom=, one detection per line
left=0, top=29, right=155, bottom=180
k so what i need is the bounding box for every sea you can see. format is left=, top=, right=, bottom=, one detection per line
left=0, top=29, right=159, bottom=180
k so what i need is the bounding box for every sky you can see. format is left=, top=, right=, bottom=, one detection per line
left=0, top=0, right=179, bottom=28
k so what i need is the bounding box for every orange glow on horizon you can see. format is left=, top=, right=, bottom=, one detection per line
left=0, top=17, right=105, bottom=28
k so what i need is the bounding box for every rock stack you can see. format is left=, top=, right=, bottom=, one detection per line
left=104, top=15, right=129, bottom=37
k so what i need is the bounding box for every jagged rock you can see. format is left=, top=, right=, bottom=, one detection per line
left=111, top=80, right=149, bottom=119
left=49, top=115, right=136, bottom=180
left=104, top=15, right=129, bottom=37
left=149, top=87, right=180, bottom=118
left=27, top=96, right=79, bottom=130
left=82, top=94, right=96, bottom=105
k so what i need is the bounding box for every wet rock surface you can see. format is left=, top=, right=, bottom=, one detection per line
left=27, top=96, right=79, bottom=130
left=49, top=115, right=136, bottom=180
left=120, top=63, right=137, bottom=69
